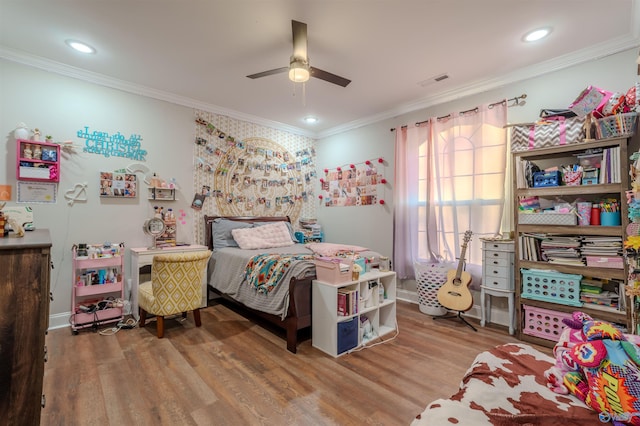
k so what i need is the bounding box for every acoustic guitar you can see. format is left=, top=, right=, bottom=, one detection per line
left=437, top=230, right=473, bottom=312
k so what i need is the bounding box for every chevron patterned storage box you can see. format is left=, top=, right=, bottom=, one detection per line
left=511, top=116, right=585, bottom=152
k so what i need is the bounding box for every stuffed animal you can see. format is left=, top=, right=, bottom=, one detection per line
left=5, top=215, right=25, bottom=237
left=545, top=312, right=640, bottom=425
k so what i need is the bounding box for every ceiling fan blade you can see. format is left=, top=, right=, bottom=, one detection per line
left=310, top=67, right=351, bottom=87
left=246, top=67, right=288, bottom=79
left=291, top=20, right=308, bottom=60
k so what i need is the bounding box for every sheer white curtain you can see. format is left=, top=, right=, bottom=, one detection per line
left=393, top=102, right=508, bottom=283
left=393, top=123, right=434, bottom=279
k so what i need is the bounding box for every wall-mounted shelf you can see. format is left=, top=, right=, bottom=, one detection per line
left=147, top=187, right=176, bottom=200
left=16, top=139, right=60, bottom=183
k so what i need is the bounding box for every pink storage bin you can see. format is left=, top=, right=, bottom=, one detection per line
left=585, top=256, right=624, bottom=269
left=522, top=304, right=572, bottom=341
left=314, top=258, right=353, bottom=284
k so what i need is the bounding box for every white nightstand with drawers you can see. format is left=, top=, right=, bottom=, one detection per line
left=480, top=239, right=515, bottom=334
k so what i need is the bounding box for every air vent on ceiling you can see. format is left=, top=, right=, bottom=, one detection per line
left=417, top=73, right=449, bottom=87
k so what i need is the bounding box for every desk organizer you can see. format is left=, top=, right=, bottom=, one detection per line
left=520, top=268, right=582, bottom=307
left=522, top=304, right=572, bottom=341
left=314, top=257, right=353, bottom=284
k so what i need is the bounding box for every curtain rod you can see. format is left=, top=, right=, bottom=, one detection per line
left=390, top=93, right=527, bottom=132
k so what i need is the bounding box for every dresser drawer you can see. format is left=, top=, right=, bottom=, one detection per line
left=483, top=255, right=511, bottom=268
left=483, top=241, right=514, bottom=252
left=483, top=249, right=512, bottom=262
left=482, top=275, right=513, bottom=291
left=483, top=265, right=513, bottom=283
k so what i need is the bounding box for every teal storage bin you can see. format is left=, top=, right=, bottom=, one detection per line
left=520, top=268, right=582, bottom=307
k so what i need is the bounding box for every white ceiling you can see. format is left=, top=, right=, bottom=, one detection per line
left=1, top=1, right=639, bottom=138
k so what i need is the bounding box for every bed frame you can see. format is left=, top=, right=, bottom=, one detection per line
left=204, top=215, right=313, bottom=353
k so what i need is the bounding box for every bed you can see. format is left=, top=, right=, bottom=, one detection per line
left=204, top=215, right=380, bottom=353
left=412, top=343, right=598, bottom=425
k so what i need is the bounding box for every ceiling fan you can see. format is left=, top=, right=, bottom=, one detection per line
left=246, top=20, right=351, bottom=87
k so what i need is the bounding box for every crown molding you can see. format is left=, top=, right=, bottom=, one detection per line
left=3, top=27, right=639, bottom=142
left=317, top=32, right=640, bottom=139
left=0, top=46, right=316, bottom=139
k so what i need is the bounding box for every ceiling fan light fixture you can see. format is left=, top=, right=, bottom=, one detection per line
left=289, top=58, right=310, bottom=83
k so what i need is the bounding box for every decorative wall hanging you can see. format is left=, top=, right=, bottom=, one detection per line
left=77, top=126, right=147, bottom=161
left=64, top=182, right=88, bottom=205
left=320, top=158, right=388, bottom=207
left=193, top=114, right=316, bottom=220
left=126, top=163, right=153, bottom=184
left=99, top=170, right=137, bottom=198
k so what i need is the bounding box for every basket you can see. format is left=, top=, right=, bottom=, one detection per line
left=413, top=261, right=453, bottom=316
left=595, top=112, right=638, bottom=139
left=520, top=268, right=582, bottom=307
left=314, top=258, right=353, bottom=284
left=518, top=212, right=577, bottom=226
left=522, top=304, right=572, bottom=341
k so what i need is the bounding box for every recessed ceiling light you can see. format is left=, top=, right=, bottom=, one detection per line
left=523, top=27, right=552, bottom=43
left=65, top=39, right=96, bottom=54
left=304, top=116, right=318, bottom=124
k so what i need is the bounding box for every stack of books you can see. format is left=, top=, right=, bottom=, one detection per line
left=579, top=277, right=623, bottom=310
left=540, top=236, right=583, bottom=266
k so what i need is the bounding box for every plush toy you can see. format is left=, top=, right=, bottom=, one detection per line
left=5, top=215, right=25, bottom=237
left=546, top=312, right=640, bottom=425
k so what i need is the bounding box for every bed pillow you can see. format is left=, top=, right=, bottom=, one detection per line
left=253, top=221, right=297, bottom=242
left=211, top=218, right=253, bottom=250
left=305, top=242, right=369, bottom=256
left=231, top=221, right=296, bottom=250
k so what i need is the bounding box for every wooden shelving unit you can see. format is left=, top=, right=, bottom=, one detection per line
left=513, top=135, right=639, bottom=347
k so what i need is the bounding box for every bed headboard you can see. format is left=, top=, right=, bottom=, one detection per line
left=204, top=215, right=291, bottom=250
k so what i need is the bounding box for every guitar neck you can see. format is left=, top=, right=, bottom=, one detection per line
left=455, top=243, right=468, bottom=279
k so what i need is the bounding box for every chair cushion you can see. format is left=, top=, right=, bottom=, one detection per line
left=138, top=251, right=210, bottom=316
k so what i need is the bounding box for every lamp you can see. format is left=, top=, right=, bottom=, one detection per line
left=289, top=57, right=310, bottom=83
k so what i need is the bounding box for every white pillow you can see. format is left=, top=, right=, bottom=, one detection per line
left=231, top=221, right=296, bottom=250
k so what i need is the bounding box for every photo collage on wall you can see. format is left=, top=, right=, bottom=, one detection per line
left=322, top=164, right=382, bottom=206
left=99, top=171, right=137, bottom=198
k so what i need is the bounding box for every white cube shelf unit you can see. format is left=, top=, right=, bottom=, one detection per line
left=312, top=270, right=396, bottom=357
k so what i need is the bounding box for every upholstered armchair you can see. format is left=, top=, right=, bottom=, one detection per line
left=138, top=250, right=211, bottom=338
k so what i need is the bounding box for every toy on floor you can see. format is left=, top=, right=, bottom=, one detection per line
left=544, top=312, right=640, bottom=425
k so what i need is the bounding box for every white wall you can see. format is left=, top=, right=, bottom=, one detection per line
left=316, top=47, right=639, bottom=324
left=0, top=59, right=195, bottom=325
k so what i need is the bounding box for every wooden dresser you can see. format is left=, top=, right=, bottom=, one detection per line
left=0, top=229, right=52, bottom=425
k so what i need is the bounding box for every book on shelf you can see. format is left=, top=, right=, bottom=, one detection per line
left=337, top=291, right=347, bottom=316
left=337, top=288, right=359, bottom=316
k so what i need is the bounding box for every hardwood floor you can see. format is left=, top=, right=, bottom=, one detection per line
left=42, top=300, right=547, bottom=425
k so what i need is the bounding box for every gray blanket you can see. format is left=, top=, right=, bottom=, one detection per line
left=207, top=245, right=316, bottom=320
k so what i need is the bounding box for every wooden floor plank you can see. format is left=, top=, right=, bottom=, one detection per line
left=41, top=301, right=548, bottom=425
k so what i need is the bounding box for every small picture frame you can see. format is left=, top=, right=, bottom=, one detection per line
left=100, top=171, right=137, bottom=198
